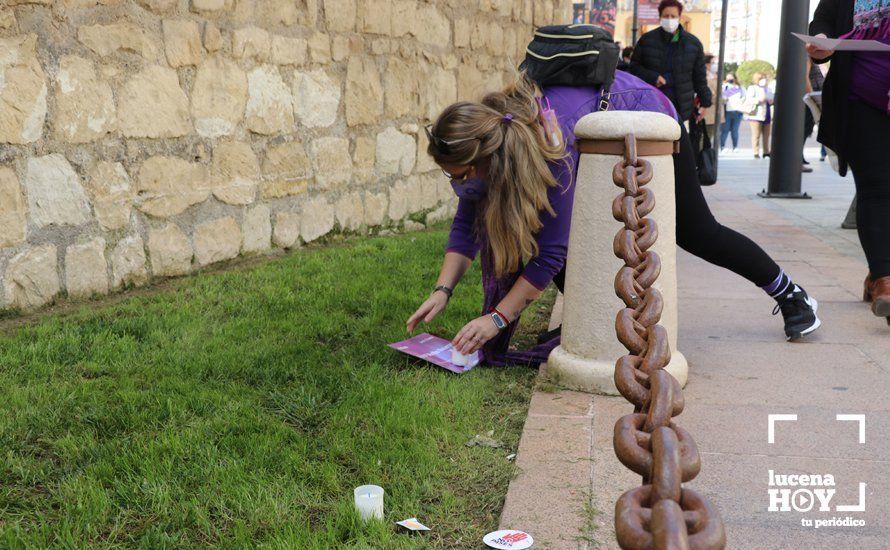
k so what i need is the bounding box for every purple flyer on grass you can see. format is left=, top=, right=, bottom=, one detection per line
left=388, top=333, right=481, bottom=373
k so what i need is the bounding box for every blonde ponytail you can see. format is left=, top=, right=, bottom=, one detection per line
left=427, top=73, right=568, bottom=277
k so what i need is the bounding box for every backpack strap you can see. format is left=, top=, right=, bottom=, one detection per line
left=598, top=85, right=611, bottom=112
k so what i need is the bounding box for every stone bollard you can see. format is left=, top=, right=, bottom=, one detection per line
left=545, top=111, right=687, bottom=395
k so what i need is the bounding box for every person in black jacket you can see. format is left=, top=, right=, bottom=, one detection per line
left=809, top=0, right=890, bottom=325
left=627, top=0, right=712, bottom=123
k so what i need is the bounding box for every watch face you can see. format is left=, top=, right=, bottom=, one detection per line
left=491, top=312, right=507, bottom=330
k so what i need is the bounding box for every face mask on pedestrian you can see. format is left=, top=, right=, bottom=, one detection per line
left=758, top=78, right=767, bottom=87
left=660, top=18, right=679, bottom=33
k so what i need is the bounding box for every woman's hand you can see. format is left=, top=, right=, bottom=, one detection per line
left=452, top=315, right=500, bottom=355
left=806, top=34, right=834, bottom=61
left=406, top=291, right=449, bottom=333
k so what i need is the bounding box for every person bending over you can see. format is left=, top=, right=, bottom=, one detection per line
left=406, top=72, right=821, bottom=364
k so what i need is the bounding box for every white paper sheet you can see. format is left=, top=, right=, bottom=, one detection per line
left=792, top=32, right=890, bottom=52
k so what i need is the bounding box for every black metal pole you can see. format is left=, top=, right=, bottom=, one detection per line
left=714, top=0, right=729, bottom=168
left=759, top=0, right=811, bottom=199
left=632, top=0, right=639, bottom=45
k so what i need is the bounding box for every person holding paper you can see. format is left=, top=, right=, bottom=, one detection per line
left=809, top=0, right=890, bottom=323
left=743, top=72, right=773, bottom=159
left=406, top=72, right=822, bottom=363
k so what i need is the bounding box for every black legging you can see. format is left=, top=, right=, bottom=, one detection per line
left=552, top=125, right=781, bottom=293
left=674, top=125, right=780, bottom=287
left=846, top=100, right=890, bottom=279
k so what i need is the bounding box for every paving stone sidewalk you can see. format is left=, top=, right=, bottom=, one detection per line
left=499, top=149, right=890, bottom=549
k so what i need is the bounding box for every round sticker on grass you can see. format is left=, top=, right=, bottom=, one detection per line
left=483, top=529, right=534, bottom=549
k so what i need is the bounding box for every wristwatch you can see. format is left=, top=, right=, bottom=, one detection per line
left=434, top=285, right=453, bottom=301
left=489, top=309, right=508, bottom=331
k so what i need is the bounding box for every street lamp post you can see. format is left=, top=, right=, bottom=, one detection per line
left=759, top=0, right=812, bottom=199
left=632, top=0, right=639, bottom=45
left=714, top=0, right=729, bottom=169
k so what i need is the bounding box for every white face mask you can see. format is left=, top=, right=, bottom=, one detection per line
left=758, top=78, right=767, bottom=86
left=661, top=18, right=680, bottom=33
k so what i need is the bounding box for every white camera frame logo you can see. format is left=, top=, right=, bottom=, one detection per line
left=766, top=414, right=866, bottom=515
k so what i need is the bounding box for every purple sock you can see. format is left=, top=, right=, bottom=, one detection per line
left=763, top=269, right=792, bottom=299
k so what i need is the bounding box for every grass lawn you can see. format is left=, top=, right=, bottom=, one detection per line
left=0, top=227, right=555, bottom=548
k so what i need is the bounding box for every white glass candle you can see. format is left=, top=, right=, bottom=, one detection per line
left=353, top=485, right=384, bottom=521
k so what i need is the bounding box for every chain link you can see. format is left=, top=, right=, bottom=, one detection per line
left=612, top=134, right=726, bottom=550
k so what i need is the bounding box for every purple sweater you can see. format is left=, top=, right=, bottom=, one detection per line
left=446, top=71, right=678, bottom=290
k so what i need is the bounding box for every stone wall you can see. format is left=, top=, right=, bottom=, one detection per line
left=0, top=0, right=571, bottom=312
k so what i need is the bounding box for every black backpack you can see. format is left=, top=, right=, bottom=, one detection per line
left=520, top=24, right=620, bottom=110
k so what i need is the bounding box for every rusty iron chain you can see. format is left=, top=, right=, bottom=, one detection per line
left=611, top=134, right=726, bottom=550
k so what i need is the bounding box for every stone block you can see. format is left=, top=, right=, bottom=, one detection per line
left=335, top=192, right=364, bottom=231
left=3, top=245, right=59, bottom=310
left=111, top=235, right=149, bottom=289
left=324, top=0, right=356, bottom=32
left=424, top=67, right=458, bottom=120
left=356, top=0, right=391, bottom=35
left=233, top=25, right=271, bottom=62
left=414, top=5, right=450, bottom=45
left=24, top=155, right=91, bottom=228
left=0, top=167, right=26, bottom=248
left=387, top=184, right=407, bottom=221
left=65, top=238, right=109, bottom=299
left=77, top=23, right=161, bottom=61
left=403, top=175, right=424, bottom=214
left=454, top=18, right=471, bottom=48
left=147, top=223, right=192, bottom=276
left=233, top=0, right=311, bottom=27
left=53, top=56, right=116, bottom=143
left=193, top=217, right=241, bottom=266
left=345, top=57, right=383, bottom=126
left=261, top=141, right=310, bottom=198
left=191, top=56, right=248, bottom=138
left=363, top=191, right=387, bottom=226
left=136, top=156, right=210, bottom=218
left=310, top=137, right=351, bottom=189
left=210, top=141, right=259, bottom=205
left=272, top=211, right=300, bottom=248
left=63, top=0, right=125, bottom=5
left=246, top=65, right=294, bottom=135
left=0, top=8, right=15, bottom=30
left=384, top=58, right=421, bottom=119
left=192, top=0, right=225, bottom=10
left=271, top=35, right=308, bottom=65
left=136, top=0, right=177, bottom=13
left=534, top=0, right=553, bottom=26
left=419, top=173, right=439, bottom=210
left=293, top=69, right=340, bottom=128
left=300, top=197, right=334, bottom=242
left=352, top=136, right=376, bottom=181
left=118, top=65, right=191, bottom=138
left=242, top=204, right=272, bottom=253
left=376, top=127, right=415, bottom=176
left=85, top=161, right=133, bottom=231
left=0, top=35, right=47, bottom=144
left=308, top=33, right=331, bottom=64
left=331, top=34, right=363, bottom=61
left=415, top=129, right=438, bottom=174
left=391, top=1, right=415, bottom=37
left=191, top=57, right=247, bottom=138
left=203, top=22, right=223, bottom=52
left=163, top=19, right=204, bottom=67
